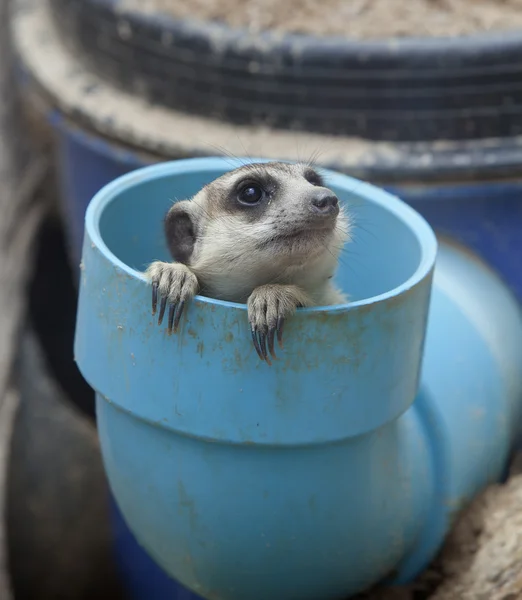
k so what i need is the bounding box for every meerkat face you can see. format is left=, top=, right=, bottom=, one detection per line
left=163, top=162, right=350, bottom=300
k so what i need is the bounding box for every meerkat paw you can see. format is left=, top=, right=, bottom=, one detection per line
left=247, top=284, right=313, bottom=365
left=145, top=261, right=199, bottom=334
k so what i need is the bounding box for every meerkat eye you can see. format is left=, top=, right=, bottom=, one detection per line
left=237, top=183, right=265, bottom=205
left=304, top=168, right=324, bottom=187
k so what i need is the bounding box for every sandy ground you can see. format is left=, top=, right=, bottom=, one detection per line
left=0, top=0, right=50, bottom=596
left=123, top=0, right=522, bottom=39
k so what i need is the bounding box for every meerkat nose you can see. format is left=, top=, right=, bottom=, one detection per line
left=310, top=189, right=339, bottom=216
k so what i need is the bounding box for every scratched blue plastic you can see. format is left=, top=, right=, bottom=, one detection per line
left=74, top=157, right=522, bottom=600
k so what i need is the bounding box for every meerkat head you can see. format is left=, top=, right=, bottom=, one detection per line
left=163, top=162, right=350, bottom=302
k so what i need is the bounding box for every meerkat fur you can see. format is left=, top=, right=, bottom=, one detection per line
left=145, top=161, right=350, bottom=363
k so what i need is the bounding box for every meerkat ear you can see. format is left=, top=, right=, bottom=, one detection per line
left=164, top=200, right=197, bottom=265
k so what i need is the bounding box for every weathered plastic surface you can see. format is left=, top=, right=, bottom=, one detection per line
left=74, top=157, right=522, bottom=600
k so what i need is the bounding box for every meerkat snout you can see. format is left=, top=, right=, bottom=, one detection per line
left=145, top=161, right=351, bottom=365
left=309, top=188, right=339, bottom=218
left=312, top=189, right=339, bottom=217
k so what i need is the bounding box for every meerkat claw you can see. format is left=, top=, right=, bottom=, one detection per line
left=251, top=328, right=264, bottom=361
left=247, top=284, right=312, bottom=364
left=259, top=332, right=271, bottom=365
left=251, top=328, right=273, bottom=365
left=267, top=327, right=277, bottom=359
left=145, top=261, right=198, bottom=334
left=174, top=301, right=185, bottom=332
left=166, top=301, right=186, bottom=334
left=167, top=304, right=176, bottom=335
left=276, top=317, right=285, bottom=350
left=152, top=282, right=158, bottom=315
left=158, top=296, right=167, bottom=326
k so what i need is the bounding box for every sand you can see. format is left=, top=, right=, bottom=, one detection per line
left=122, top=0, right=522, bottom=39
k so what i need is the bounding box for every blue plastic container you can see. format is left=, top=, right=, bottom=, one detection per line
left=74, top=157, right=522, bottom=600
left=50, top=116, right=522, bottom=597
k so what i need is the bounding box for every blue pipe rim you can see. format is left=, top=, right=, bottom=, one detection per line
left=86, top=156, right=438, bottom=313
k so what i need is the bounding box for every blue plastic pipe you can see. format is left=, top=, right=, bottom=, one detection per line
left=74, top=157, right=522, bottom=600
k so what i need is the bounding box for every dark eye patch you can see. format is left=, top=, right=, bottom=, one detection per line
left=237, top=180, right=265, bottom=205
left=303, top=168, right=324, bottom=187
left=231, top=173, right=276, bottom=211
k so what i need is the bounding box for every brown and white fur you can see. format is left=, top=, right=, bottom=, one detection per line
left=145, top=161, right=350, bottom=364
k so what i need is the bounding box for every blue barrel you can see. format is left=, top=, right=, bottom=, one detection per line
left=52, top=114, right=522, bottom=304
left=74, top=157, right=522, bottom=600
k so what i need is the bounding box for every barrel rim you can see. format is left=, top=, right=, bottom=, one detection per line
left=49, top=0, right=522, bottom=141
left=12, top=0, right=522, bottom=183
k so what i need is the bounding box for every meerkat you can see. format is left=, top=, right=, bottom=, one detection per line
left=145, top=161, right=350, bottom=365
